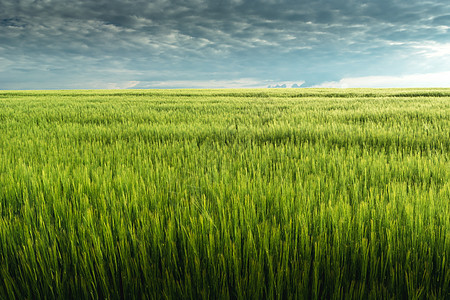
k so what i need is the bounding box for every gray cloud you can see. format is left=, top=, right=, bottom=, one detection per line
left=433, top=15, right=450, bottom=26
left=1, top=0, right=450, bottom=89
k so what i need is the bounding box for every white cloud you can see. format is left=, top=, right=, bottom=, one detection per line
left=410, top=41, right=450, bottom=58
left=136, top=79, right=305, bottom=89
left=93, top=81, right=140, bottom=89
left=312, top=71, right=450, bottom=88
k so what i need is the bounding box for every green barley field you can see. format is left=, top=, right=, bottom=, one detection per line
left=0, top=89, right=449, bottom=299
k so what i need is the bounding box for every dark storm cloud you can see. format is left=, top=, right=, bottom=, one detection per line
left=1, top=0, right=450, bottom=89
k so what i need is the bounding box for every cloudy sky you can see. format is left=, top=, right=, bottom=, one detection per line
left=1, top=0, right=450, bottom=89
